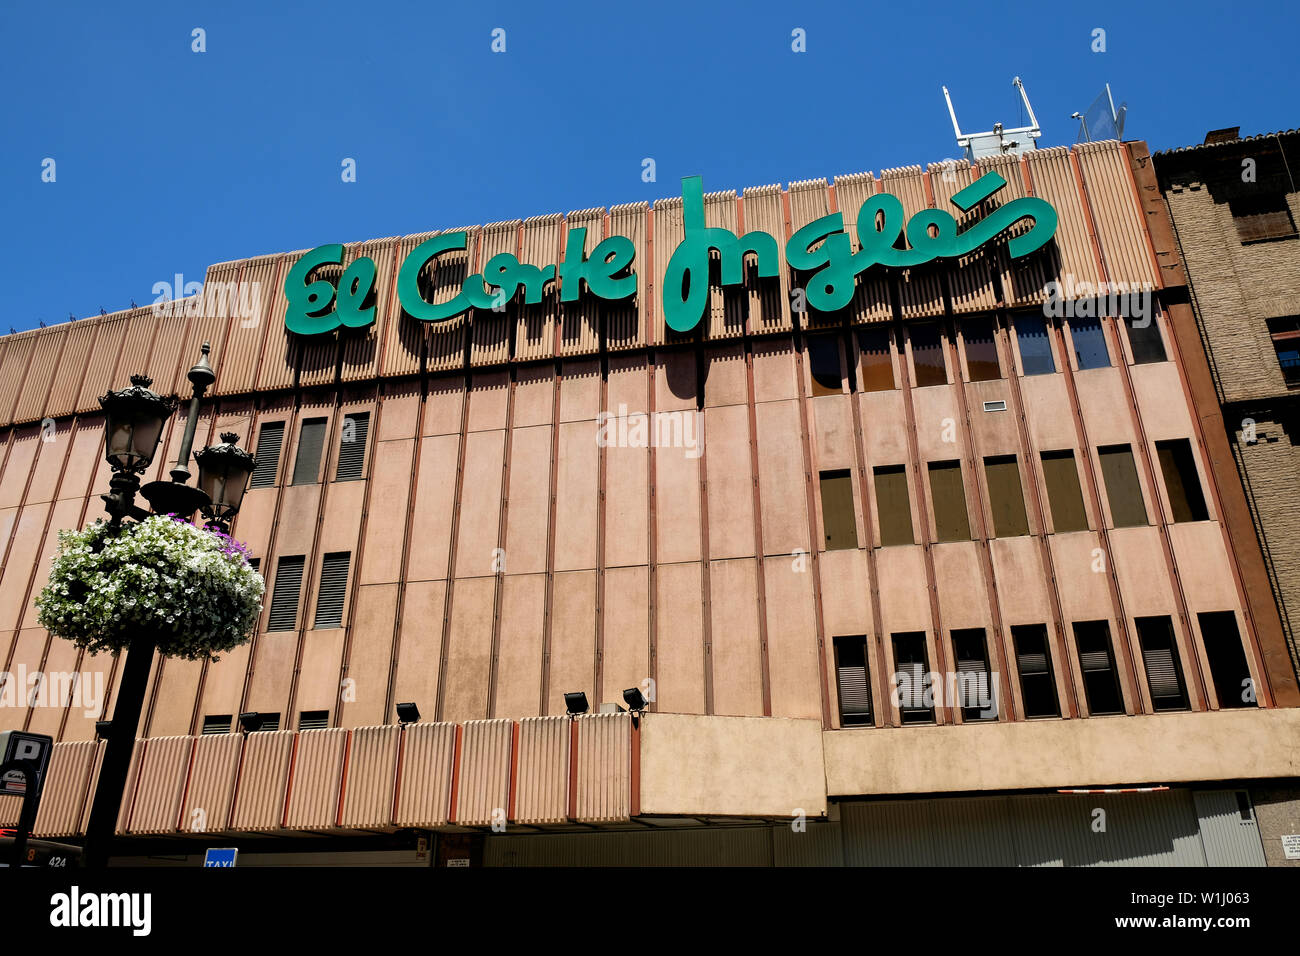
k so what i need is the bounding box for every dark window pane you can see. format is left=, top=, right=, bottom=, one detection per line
left=833, top=636, right=872, bottom=726
left=1012, top=624, right=1059, bottom=718
left=856, top=327, right=895, bottom=392
left=1070, top=317, right=1111, bottom=370
left=874, top=465, right=914, bottom=546
left=928, top=460, right=970, bottom=542
left=891, top=632, right=933, bottom=724
left=1073, top=620, right=1124, bottom=715
left=249, top=422, right=285, bottom=489
left=962, top=317, right=1001, bottom=381
left=1156, top=439, right=1209, bottom=522
left=952, top=628, right=996, bottom=720
left=1136, top=616, right=1188, bottom=711
left=1198, top=611, right=1256, bottom=709
left=1274, top=339, right=1300, bottom=386
left=1230, top=194, right=1298, bottom=242
left=1015, top=316, right=1056, bottom=375
left=909, top=323, right=947, bottom=387
left=1125, top=316, right=1166, bottom=364
left=1041, top=450, right=1089, bottom=533
left=1098, top=445, right=1148, bottom=527
left=807, top=334, right=842, bottom=396
left=819, top=470, right=858, bottom=550
left=292, top=418, right=328, bottom=485
left=984, top=455, right=1030, bottom=537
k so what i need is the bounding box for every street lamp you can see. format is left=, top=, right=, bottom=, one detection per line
left=194, top=433, right=256, bottom=533
left=83, top=343, right=254, bottom=868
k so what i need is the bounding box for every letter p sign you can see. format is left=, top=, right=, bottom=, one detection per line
left=0, top=731, right=53, bottom=796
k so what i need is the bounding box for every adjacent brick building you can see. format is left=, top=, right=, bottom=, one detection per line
left=1155, top=129, right=1300, bottom=678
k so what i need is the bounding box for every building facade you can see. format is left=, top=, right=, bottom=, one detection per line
left=1154, top=129, right=1300, bottom=679
left=2, top=139, right=1299, bottom=866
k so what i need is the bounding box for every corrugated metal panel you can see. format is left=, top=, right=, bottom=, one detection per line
left=426, top=228, right=476, bottom=373
left=740, top=184, right=792, bottom=334
left=75, top=312, right=130, bottom=412
left=606, top=203, right=647, bottom=351
left=515, top=214, right=562, bottom=361
left=513, top=716, right=568, bottom=825
left=485, top=826, right=774, bottom=867
left=559, top=209, right=604, bottom=356
left=75, top=741, right=107, bottom=834
left=257, top=251, right=309, bottom=392
left=116, top=310, right=162, bottom=397
left=338, top=724, right=400, bottom=829
left=469, top=221, right=520, bottom=367
left=393, top=721, right=456, bottom=827
left=0, top=793, right=21, bottom=828
left=885, top=165, right=946, bottom=321
left=341, top=238, right=400, bottom=382
left=574, top=712, right=630, bottom=823
left=178, top=259, right=240, bottom=393
left=832, top=172, right=893, bottom=325
left=32, top=740, right=98, bottom=837
left=1193, top=790, right=1267, bottom=866
left=773, top=821, right=844, bottom=866
left=213, top=255, right=280, bottom=396
left=929, top=160, right=1001, bottom=314
left=788, top=178, right=841, bottom=331
left=1076, top=141, right=1160, bottom=293
left=0, top=331, right=38, bottom=425
left=650, top=197, right=687, bottom=346
left=981, top=153, right=1055, bottom=310
left=141, top=314, right=191, bottom=398
left=179, top=731, right=242, bottom=835
left=379, top=232, right=434, bottom=377
left=455, top=718, right=513, bottom=827
left=43, top=320, right=99, bottom=419
left=704, top=190, right=746, bottom=339
left=1024, top=147, right=1103, bottom=291
left=125, top=735, right=193, bottom=834
left=228, top=730, right=294, bottom=832
left=11, top=326, right=67, bottom=424
left=114, top=740, right=145, bottom=835
left=283, top=727, right=347, bottom=829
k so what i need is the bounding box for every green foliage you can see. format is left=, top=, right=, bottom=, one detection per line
left=36, top=515, right=264, bottom=662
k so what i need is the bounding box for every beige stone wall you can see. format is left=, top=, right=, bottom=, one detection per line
left=1250, top=787, right=1300, bottom=867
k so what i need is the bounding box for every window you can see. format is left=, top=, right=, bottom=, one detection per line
left=249, top=421, right=285, bottom=489
left=1230, top=194, right=1297, bottom=243
left=856, top=327, right=895, bottom=392
left=1041, top=450, right=1088, bottom=532
left=951, top=628, right=996, bottom=720
left=255, top=713, right=282, bottom=733
left=806, top=334, right=842, bottom=396
left=891, top=632, right=933, bottom=724
left=1136, top=616, right=1188, bottom=711
left=1073, top=620, right=1124, bottom=715
left=313, top=551, right=351, bottom=628
left=909, top=323, right=947, bottom=387
left=1268, top=317, right=1300, bottom=387
left=299, top=710, right=329, bottom=731
left=1155, top=439, right=1208, bottom=522
left=248, top=557, right=260, bottom=574
left=267, top=555, right=306, bottom=631
left=1098, top=445, right=1148, bottom=527
left=201, top=715, right=232, bottom=735
left=984, top=455, right=1029, bottom=537
left=1123, top=315, right=1166, bottom=364
left=335, top=412, right=370, bottom=481
left=1014, top=316, right=1056, bottom=375
left=292, top=418, right=328, bottom=485
left=1068, top=317, right=1110, bottom=370
left=1198, top=611, right=1255, bottom=709
left=873, top=465, right=914, bottom=546
left=833, top=636, right=872, bottom=726
left=1012, top=624, right=1059, bottom=718
left=961, top=317, right=1001, bottom=381
left=928, top=460, right=970, bottom=542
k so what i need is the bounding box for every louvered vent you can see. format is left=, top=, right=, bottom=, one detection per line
left=1142, top=645, right=1180, bottom=699
left=837, top=664, right=871, bottom=719
left=1079, top=649, right=1112, bottom=672
left=299, top=710, right=329, bottom=730
left=1017, top=650, right=1049, bottom=675
left=292, top=418, right=328, bottom=485
left=267, top=555, right=306, bottom=631
left=249, top=422, right=285, bottom=488
left=258, top=713, right=281, bottom=733
left=313, top=551, right=351, bottom=628
left=202, top=714, right=231, bottom=735
left=335, top=412, right=370, bottom=481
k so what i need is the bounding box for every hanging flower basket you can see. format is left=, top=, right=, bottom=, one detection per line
left=36, top=515, right=265, bottom=662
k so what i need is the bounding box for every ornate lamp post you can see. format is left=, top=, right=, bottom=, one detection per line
left=82, top=343, right=255, bottom=867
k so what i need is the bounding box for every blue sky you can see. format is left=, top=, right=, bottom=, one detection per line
left=2, top=0, right=1296, bottom=332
